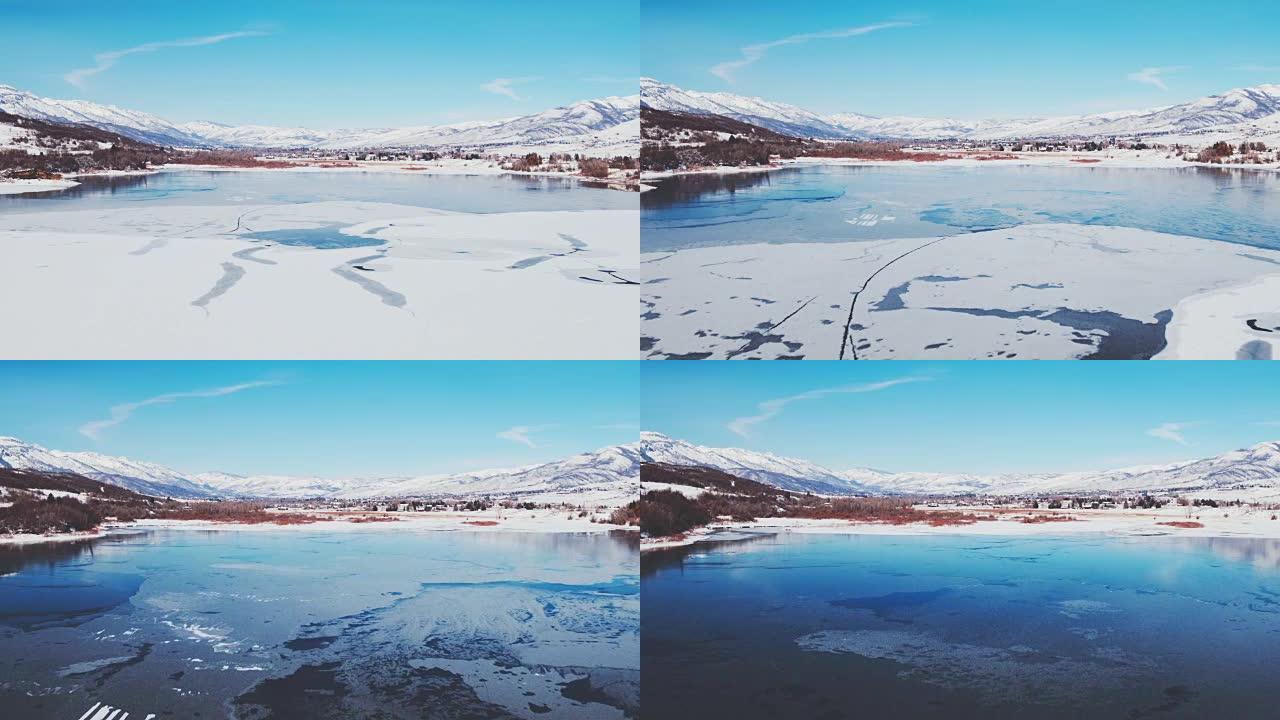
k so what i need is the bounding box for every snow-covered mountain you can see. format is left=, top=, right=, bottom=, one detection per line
left=0, top=436, right=637, bottom=506
left=640, top=432, right=1280, bottom=499
left=0, top=436, right=215, bottom=499
left=639, top=432, right=872, bottom=495
left=640, top=78, right=854, bottom=139
left=360, top=443, right=641, bottom=506
left=642, top=78, right=1280, bottom=145
left=0, top=84, right=639, bottom=152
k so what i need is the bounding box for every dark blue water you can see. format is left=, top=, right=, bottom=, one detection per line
left=0, top=529, right=638, bottom=719
left=641, top=164, right=1280, bottom=251
left=0, top=168, right=634, bottom=214
left=642, top=532, right=1280, bottom=719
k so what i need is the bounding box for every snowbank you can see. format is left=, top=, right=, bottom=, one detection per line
left=0, top=529, right=106, bottom=545
left=0, top=177, right=79, bottom=194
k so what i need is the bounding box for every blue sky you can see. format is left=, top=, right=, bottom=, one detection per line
left=644, top=0, right=1280, bottom=117
left=643, top=362, right=1280, bottom=474
left=0, top=0, right=637, bottom=127
left=0, top=362, right=637, bottom=477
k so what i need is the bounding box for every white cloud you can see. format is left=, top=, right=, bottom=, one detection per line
left=1127, top=66, right=1185, bottom=91
left=79, top=380, right=280, bottom=441
left=64, top=30, right=268, bottom=88
left=480, top=76, right=541, bottom=101
left=711, top=22, right=911, bottom=83
left=497, top=424, right=553, bottom=448
left=728, top=377, right=927, bottom=438
left=1146, top=422, right=1195, bottom=446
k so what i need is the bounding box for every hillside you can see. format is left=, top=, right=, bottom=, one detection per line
left=0, top=436, right=638, bottom=507
left=639, top=432, right=1280, bottom=500
left=0, top=110, right=171, bottom=176
left=642, top=78, right=1280, bottom=147
left=637, top=462, right=979, bottom=537
left=0, top=84, right=639, bottom=154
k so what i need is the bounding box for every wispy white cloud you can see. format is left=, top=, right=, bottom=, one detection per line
left=1146, top=422, right=1195, bottom=446
left=79, top=380, right=280, bottom=441
left=728, top=377, right=927, bottom=438
left=1127, top=66, right=1185, bottom=91
left=497, top=424, right=554, bottom=448
left=711, top=21, right=912, bottom=83
left=64, top=30, right=268, bottom=88
left=480, top=76, right=541, bottom=101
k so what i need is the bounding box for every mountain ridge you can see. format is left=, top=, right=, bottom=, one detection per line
left=639, top=432, right=1280, bottom=499
left=641, top=78, right=1280, bottom=145
left=0, top=436, right=637, bottom=505
left=0, top=84, right=639, bottom=152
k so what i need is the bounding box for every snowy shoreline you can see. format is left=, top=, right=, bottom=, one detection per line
left=1, top=510, right=638, bottom=546
left=640, top=148, right=1280, bottom=181
left=0, top=177, right=79, bottom=194
left=159, top=158, right=636, bottom=187
left=641, top=506, right=1280, bottom=552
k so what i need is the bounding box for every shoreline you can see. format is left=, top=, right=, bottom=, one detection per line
left=640, top=149, right=1280, bottom=181
left=1, top=510, right=638, bottom=546
left=640, top=506, right=1280, bottom=552
left=157, top=159, right=637, bottom=188
left=0, top=177, right=80, bottom=194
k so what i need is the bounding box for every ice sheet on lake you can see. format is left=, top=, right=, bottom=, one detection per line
left=641, top=223, right=1280, bottom=360
left=0, top=200, right=638, bottom=359
left=796, top=628, right=1157, bottom=707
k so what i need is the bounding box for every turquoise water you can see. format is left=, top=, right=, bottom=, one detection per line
left=642, top=532, right=1280, bottom=719
left=641, top=164, right=1280, bottom=251
left=0, top=528, right=638, bottom=718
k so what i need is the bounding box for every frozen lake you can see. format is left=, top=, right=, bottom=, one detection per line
left=2, top=169, right=633, bottom=217
left=639, top=165, right=1280, bottom=360
left=0, top=528, right=639, bottom=719
left=0, top=169, right=639, bottom=359
left=642, top=532, right=1280, bottom=719
left=641, top=164, right=1280, bottom=251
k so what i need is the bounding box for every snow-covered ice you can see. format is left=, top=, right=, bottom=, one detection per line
left=0, top=200, right=637, bottom=358
left=641, top=223, right=1280, bottom=360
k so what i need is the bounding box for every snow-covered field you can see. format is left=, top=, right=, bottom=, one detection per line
left=0, top=510, right=635, bottom=546
left=640, top=148, right=1280, bottom=182
left=135, top=508, right=634, bottom=535
left=641, top=505, right=1280, bottom=552
left=0, top=198, right=637, bottom=358
left=642, top=223, right=1280, bottom=360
